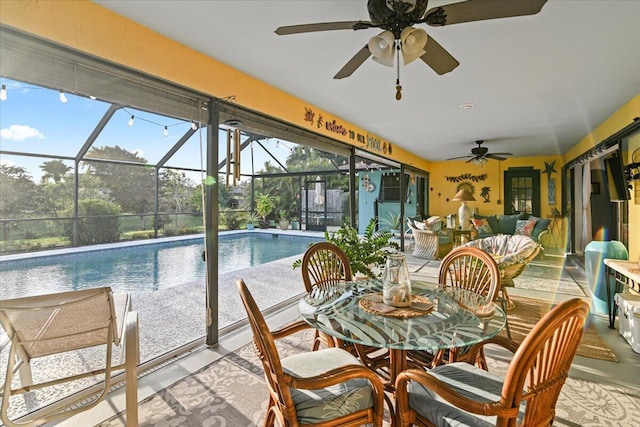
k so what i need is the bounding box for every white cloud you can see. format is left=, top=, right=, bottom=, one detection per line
left=0, top=124, right=45, bottom=141
left=133, top=149, right=144, bottom=158
left=0, top=158, right=15, bottom=167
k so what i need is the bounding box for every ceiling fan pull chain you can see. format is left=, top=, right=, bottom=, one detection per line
left=395, top=41, right=402, bottom=100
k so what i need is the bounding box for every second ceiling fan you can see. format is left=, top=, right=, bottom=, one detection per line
left=447, top=140, right=513, bottom=164
left=275, top=0, right=548, bottom=99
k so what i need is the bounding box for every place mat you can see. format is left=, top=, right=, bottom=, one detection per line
left=359, top=293, right=433, bottom=318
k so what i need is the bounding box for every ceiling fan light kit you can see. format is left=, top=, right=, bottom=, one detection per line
left=275, top=0, right=548, bottom=99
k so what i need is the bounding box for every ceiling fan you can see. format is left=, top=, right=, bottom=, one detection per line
left=446, top=140, right=513, bottom=164
left=275, top=0, right=548, bottom=99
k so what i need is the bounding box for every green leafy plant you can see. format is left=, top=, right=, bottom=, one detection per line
left=255, top=193, right=277, bottom=223
left=246, top=212, right=261, bottom=225
left=380, top=211, right=402, bottom=232
left=293, top=218, right=400, bottom=278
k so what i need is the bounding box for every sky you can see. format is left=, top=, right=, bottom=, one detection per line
left=0, top=78, right=298, bottom=184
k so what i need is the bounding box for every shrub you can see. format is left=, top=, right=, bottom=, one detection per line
left=63, top=199, right=122, bottom=245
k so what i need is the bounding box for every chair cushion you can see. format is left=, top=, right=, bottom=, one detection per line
left=514, top=219, right=537, bottom=237
left=407, top=362, right=525, bottom=427
left=282, top=347, right=374, bottom=424
left=528, top=215, right=551, bottom=241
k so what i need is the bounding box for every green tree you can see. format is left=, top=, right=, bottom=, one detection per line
left=159, top=169, right=196, bottom=228
left=0, top=164, right=38, bottom=239
left=85, top=145, right=155, bottom=228
left=40, top=159, right=72, bottom=184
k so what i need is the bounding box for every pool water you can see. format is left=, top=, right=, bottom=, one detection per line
left=0, top=233, right=320, bottom=299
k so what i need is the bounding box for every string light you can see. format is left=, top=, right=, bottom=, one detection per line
left=191, top=121, right=197, bottom=130
left=128, top=115, right=135, bottom=126
left=163, top=126, right=169, bottom=137
left=0, top=84, right=6, bottom=101
left=59, top=90, right=68, bottom=103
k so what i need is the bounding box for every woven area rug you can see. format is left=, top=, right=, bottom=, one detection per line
left=99, top=330, right=639, bottom=427
left=504, top=295, right=617, bottom=362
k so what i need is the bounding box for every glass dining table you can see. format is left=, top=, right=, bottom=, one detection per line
left=298, top=279, right=506, bottom=389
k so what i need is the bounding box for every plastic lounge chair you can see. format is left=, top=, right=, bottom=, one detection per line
left=0, top=287, right=139, bottom=427
left=236, top=278, right=386, bottom=427
left=395, top=298, right=589, bottom=427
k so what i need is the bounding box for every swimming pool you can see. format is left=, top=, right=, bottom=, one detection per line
left=0, top=233, right=321, bottom=299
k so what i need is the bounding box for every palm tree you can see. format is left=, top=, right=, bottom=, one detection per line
left=40, top=160, right=71, bottom=183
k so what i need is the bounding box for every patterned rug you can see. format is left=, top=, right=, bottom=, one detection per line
left=504, top=296, right=617, bottom=362
left=99, top=330, right=639, bottom=427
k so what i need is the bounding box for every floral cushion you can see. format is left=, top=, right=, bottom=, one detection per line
left=514, top=219, right=537, bottom=237
left=471, top=218, right=493, bottom=235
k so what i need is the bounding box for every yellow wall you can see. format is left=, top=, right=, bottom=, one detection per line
left=0, top=0, right=431, bottom=171
left=428, top=155, right=563, bottom=218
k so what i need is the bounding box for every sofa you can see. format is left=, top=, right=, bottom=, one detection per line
left=470, top=213, right=550, bottom=244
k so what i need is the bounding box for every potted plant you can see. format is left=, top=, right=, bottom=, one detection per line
left=293, top=218, right=400, bottom=278
left=380, top=211, right=403, bottom=235
left=290, top=218, right=300, bottom=230
left=246, top=212, right=261, bottom=230
left=255, top=193, right=277, bottom=229
left=278, top=210, right=290, bottom=230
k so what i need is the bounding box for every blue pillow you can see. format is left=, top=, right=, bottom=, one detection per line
left=528, top=215, right=551, bottom=241
left=497, top=213, right=527, bottom=234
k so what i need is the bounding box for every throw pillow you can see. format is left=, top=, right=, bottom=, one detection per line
left=471, top=218, right=494, bottom=234
left=415, top=221, right=426, bottom=230
left=497, top=213, right=527, bottom=234
left=473, top=214, right=499, bottom=234
left=425, top=216, right=442, bottom=232
left=515, top=219, right=537, bottom=237
left=528, top=215, right=551, bottom=241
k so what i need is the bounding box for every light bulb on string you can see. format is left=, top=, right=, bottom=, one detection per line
left=128, top=115, right=135, bottom=126
left=163, top=126, right=169, bottom=137
left=59, top=90, right=67, bottom=103
left=0, top=84, right=7, bottom=101
left=191, top=121, right=197, bottom=130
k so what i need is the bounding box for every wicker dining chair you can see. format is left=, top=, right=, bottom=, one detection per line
left=300, top=242, right=389, bottom=375
left=395, top=297, right=590, bottom=427
left=236, top=279, right=386, bottom=427
left=408, top=246, right=505, bottom=370
left=300, top=242, right=352, bottom=351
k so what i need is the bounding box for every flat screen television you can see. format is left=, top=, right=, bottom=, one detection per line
left=604, top=151, right=630, bottom=201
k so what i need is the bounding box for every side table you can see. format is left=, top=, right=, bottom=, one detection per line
left=451, top=229, right=474, bottom=247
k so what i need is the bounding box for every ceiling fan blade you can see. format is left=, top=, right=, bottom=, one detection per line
left=419, top=36, right=459, bottom=75
left=489, top=152, right=513, bottom=156
left=425, top=0, right=548, bottom=27
left=486, top=154, right=507, bottom=161
left=446, top=155, right=473, bottom=161
left=465, top=158, right=476, bottom=163
left=275, top=21, right=373, bottom=35
left=334, top=45, right=372, bottom=79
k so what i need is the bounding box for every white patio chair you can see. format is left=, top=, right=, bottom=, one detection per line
left=0, top=287, right=139, bottom=427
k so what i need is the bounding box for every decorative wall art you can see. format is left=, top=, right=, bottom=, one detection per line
left=480, top=186, right=491, bottom=202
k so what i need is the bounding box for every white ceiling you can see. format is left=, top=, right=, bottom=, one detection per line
left=94, top=0, right=640, bottom=162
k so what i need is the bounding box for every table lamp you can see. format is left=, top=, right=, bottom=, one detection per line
left=452, top=189, right=475, bottom=230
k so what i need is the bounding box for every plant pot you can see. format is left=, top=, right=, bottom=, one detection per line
left=291, top=221, right=299, bottom=230
left=246, top=223, right=254, bottom=230
left=279, top=221, right=290, bottom=230
left=259, top=221, right=270, bottom=229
